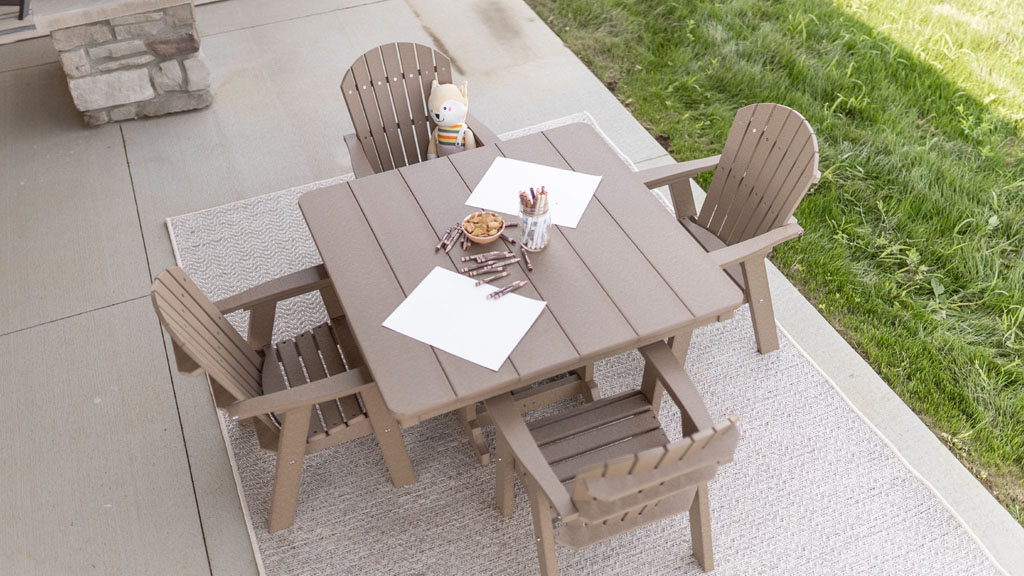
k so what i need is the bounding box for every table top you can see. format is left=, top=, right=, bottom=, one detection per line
left=299, top=123, right=744, bottom=426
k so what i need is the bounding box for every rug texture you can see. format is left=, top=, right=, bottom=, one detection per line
left=167, top=115, right=1001, bottom=576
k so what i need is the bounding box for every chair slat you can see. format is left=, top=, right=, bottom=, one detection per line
left=350, top=56, right=395, bottom=172
left=161, top=270, right=262, bottom=375
left=398, top=42, right=431, bottom=158
left=155, top=300, right=260, bottom=400
left=313, top=324, right=363, bottom=423
left=529, top=391, right=649, bottom=445
left=364, top=47, right=407, bottom=169
left=151, top=285, right=261, bottom=399
left=556, top=489, right=697, bottom=550
left=380, top=43, right=422, bottom=166
left=541, top=411, right=661, bottom=466
left=705, top=103, right=776, bottom=235
left=297, top=331, right=345, bottom=432
left=697, top=104, right=755, bottom=228
left=758, top=147, right=817, bottom=235
left=433, top=50, right=453, bottom=84
left=341, top=71, right=384, bottom=174
left=719, top=105, right=791, bottom=243
left=738, top=132, right=813, bottom=240
left=721, top=111, right=806, bottom=243
left=415, top=43, right=438, bottom=113
left=551, top=429, right=668, bottom=482
left=277, top=339, right=326, bottom=441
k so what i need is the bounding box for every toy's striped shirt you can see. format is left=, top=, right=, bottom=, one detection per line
left=437, top=124, right=465, bottom=146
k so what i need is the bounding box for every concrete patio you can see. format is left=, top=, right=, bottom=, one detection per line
left=1, top=0, right=1021, bottom=574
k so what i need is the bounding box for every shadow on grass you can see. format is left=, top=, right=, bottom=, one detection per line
left=526, top=0, right=1023, bottom=523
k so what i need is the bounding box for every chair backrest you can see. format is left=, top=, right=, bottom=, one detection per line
left=697, top=103, right=820, bottom=245
left=559, top=417, right=739, bottom=549
left=151, top=267, right=264, bottom=402
left=340, top=42, right=454, bottom=175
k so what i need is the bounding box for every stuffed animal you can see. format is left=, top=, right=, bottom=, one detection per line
left=426, top=80, right=476, bottom=159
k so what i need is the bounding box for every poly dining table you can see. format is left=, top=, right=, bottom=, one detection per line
left=298, top=122, right=744, bottom=466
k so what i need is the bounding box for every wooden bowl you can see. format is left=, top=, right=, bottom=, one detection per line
left=462, top=211, right=505, bottom=245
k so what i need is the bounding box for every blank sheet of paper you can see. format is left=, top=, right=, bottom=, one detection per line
left=382, top=267, right=547, bottom=371
left=465, top=157, right=602, bottom=228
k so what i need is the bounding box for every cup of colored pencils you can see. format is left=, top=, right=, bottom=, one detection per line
left=519, top=186, right=550, bottom=252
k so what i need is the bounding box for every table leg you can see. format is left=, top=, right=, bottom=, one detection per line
left=457, top=404, right=491, bottom=466
left=644, top=328, right=695, bottom=415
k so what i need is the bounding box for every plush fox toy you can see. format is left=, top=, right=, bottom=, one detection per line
left=426, top=80, right=477, bottom=159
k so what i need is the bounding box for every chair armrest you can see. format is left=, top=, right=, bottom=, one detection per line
left=485, top=393, right=579, bottom=520
left=709, top=220, right=803, bottom=269
left=636, top=155, right=720, bottom=189
left=466, top=112, right=499, bottom=147
left=344, top=133, right=377, bottom=178
left=215, top=265, right=331, bottom=315
left=639, top=341, right=713, bottom=432
left=227, top=368, right=372, bottom=421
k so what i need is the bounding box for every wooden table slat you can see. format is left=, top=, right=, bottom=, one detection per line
left=347, top=170, right=521, bottom=397
left=446, top=146, right=639, bottom=360
left=298, top=182, right=455, bottom=423
left=542, top=124, right=744, bottom=320
left=494, top=134, right=695, bottom=337
left=399, top=157, right=583, bottom=382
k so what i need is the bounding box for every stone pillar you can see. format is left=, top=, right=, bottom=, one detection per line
left=36, top=0, right=212, bottom=126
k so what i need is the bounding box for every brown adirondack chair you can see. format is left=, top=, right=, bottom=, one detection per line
left=487, top=341, right=739, bottom=575
left=340, top=42, right=499, bottom=177
left=151, top=266, right=416, bottom=532
left=639, top=103, right=820, bottom=353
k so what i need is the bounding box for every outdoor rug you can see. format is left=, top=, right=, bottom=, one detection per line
left=167, top=114, right=1003, bottom=576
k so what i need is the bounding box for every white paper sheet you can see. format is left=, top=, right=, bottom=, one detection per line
left=465, top=157, right=602, bottom=228
left=382, top=267, right=547, bottom=371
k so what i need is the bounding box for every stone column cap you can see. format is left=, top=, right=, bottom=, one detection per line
left=35, top=0, right=193, bottom=33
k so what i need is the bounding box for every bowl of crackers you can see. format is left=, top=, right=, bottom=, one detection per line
left=462, top=211, right=505, bottom=244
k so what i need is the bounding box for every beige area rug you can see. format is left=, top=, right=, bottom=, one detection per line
left=167, top=115, right=1003, bottom=576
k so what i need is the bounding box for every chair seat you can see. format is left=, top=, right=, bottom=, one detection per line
left=261, top=322, right=368, bottom=442
left=680, top=218, right=745, bottom=289
left=527, top=390, right=670, bottom=482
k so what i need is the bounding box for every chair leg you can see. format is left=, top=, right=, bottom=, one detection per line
left=525, top=476, right=559, bottom=576
left=495, top=431, right=515, bottom=517
left=458, top=404, right=491, bottom=466
left=267, top=406, right=312, bottom=533
left=689, top=482, right=714, bottom=571
left=740, top=257, right=780, bottom=354
left=360, top=385, right=417, bottom=488
left=573, top=363, right=599, bottom=402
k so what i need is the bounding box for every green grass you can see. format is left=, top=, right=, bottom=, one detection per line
left=523, top=0, right=1024, bottom=522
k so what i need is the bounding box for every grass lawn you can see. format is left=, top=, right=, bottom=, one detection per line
left=523, top=0, right=1023, bottom=522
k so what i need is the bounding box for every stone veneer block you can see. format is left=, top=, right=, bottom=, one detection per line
left=88, top=39, right=147, bottom=60
left=115, top=21, right=166, bottom=40
left=51, top=24, right=114, bottom=51
left=146, top=26, right=199, bottom=57
left=96, top=54, right=156, bottom=72
left=60, top=49, right=91, bottom=77
left=163, top=3, right=194, bottom=27
left=109, top=12, right=163, bottom=25
left=68, top=68, right=155, bottom=111
left=151, top=60, right=183, bottom=92
left=182, top=56, right=210, bottom=91
left=43, top=1, right=212, bottom=126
